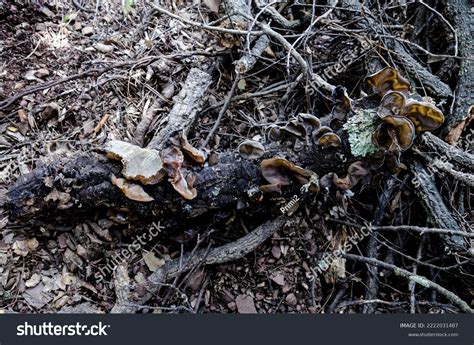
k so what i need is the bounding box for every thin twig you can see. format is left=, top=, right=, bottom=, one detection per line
left=328, top=219, right=474, bottom=238
left=343, top=253, right=473, bottom=313
left=202, top=74, right=240, bottom=148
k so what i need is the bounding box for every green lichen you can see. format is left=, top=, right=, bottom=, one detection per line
left=343, top=108, right=379, bottom=157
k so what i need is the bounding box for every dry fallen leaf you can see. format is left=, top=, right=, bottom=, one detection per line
left=25, top=273, right=41, bottom=288
left=24, top=283, right=52, bottom=309
left=12, top=238, right=39, bottom=257
left=203, top=0, right=221, bottom=12
left=270, top=273, right=286, bottom=286
left=111, top=175, right=154, bottom=202
left=142, top=251, right=165, bottom=271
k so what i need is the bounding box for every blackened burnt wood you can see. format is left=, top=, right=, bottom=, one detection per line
left=6, top=140, right=353, bottom=225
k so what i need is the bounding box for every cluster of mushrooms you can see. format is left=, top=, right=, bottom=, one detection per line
left=368, top=67, right=445, bottom=153
left=237, top=67, right=446, bottom=198
left=104, top=68, right=445, bottom=203
left=268, top=113, right=342, bottom=150
left=236, top=112, right=345, bottom=195
left=237, top=113, right=342, bottom=162
left=104, top=133, right=206, bottom=202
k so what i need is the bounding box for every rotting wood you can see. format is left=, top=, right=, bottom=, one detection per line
left=5, top=139, right=352, bottom=225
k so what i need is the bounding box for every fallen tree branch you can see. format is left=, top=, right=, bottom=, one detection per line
left=363, top=175, right=399, bottom=313
left=202, top=74, right=240, bottom=148
left=0, top=61, right=137, bottom=110
left=6, top=138, right=351, bottom=224
left=343, top=253, right=473, bottom=313
left=133, top=83, right=174, bottom=147
left=339, top=0, right=452, bottom=98
left=150, top=3, right=264, bottom=36
left=418, top=132, right=474, bottom=172
left=147, top=68, right=213, bottom=150
left=411, top=161, right=468, bottom=253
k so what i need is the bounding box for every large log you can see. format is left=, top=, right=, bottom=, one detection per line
left=5, top=139, right=352, bottom=227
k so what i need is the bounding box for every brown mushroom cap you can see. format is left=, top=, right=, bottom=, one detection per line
left=318, top=133, right=341, bottom=148
left=402, top=100, right=444, bottom=132
left=311, top=126, right=333, bottom=144
left=281, top=120, right=306, bottom=137
left=367, top=67, right=410, bottom=96
left=111, top=174, right=154, bottom=202
left=298, top=113, right=321, bottom=131
left=238, top=140, right=265, bottom=160
left=261, top=157, right=313, bottom=185
left=373, top=115, right=415, bottom=152
left=378, top=91, right=406, bottom=118
left=177, top=133, right=207, bottom=164
left=268, top=126, right=283, bottom=141
left=161, top=147, right=197, bottom=200
left=259, top=183, right=283, bottom=195
left=172, top=170, right=197, bottom=200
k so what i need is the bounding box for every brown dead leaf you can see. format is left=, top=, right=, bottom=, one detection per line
left=25, top=273, right=41, bottom=288
left=142, top=251, right=165, bottom=271
left=24, top=283, right=53, bottom=309
left=18, top=109, right=28, bottom=123
left=45, top=189, right=71, bottom=207
left=285, top=293, right=297, bottom=306
left=203, top=0, right=221, bottom=12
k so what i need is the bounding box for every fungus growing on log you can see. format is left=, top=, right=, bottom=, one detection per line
left=162, top=146, right=197, bottom=200
left=318, top=132, right=342, bottom=149
left=366, top=67, right=410, bottom=95
left=111, top=175, right=154, bottom=202
left=238, top=140, right=265, bottom=160
left=104, top=140, right=164, bottom=185
left=344, top=68, right=445, bottom=158
left=402, top=101, right=444, bottom=132
left=373, top=115, right=416, bottom=152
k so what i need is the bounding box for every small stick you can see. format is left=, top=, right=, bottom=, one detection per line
left=328, top=219, right=474, bottom=238
left=202, top=74, right=240, bottom=148
left=343, top=253, right=473, bottom=313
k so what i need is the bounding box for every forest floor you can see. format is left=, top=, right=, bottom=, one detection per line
left=0, top=0, right=472, bottom=314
